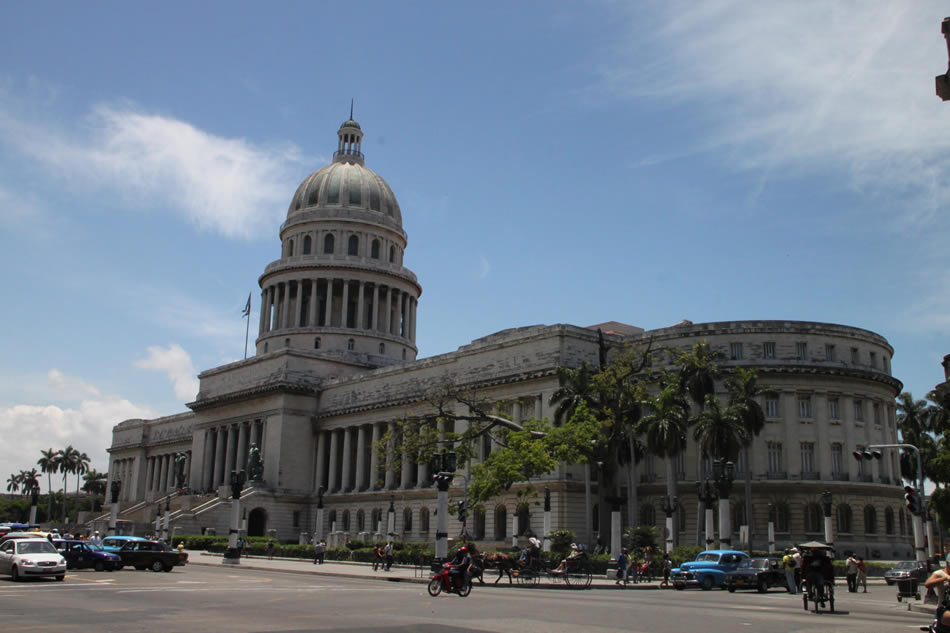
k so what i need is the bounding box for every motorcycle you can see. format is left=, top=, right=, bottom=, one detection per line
left=428, top=563, right=472, bottom=597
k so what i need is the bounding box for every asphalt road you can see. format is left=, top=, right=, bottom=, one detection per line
left=0, top=566, right=934, bottom=633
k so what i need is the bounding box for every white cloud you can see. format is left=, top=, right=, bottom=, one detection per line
left=0, top=99, right=308, bottom=239
left=134, top=344, right=199, bottom=402
left=601, top=1, right=950, bottom=226
left=478, top=256, right=491, bottom=280
left=0, top=371, right=156, bottom=485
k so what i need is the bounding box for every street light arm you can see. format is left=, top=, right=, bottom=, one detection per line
left=867, top=443, right=924, bottom=493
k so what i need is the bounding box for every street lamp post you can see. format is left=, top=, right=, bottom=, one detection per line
left=695, top=480, right=716, bottom=549
left=712, top=459, right=736, bottom=548
left=821, top=491, right=834, bottom=547
left=108, top=480, right=121, bottom=536
left=162, top=496, right=171, bottom=541
left=222, top=469, right=246, bottom=565
left=314, top=485, right=325, bottom=543
left=387, top=495, right=396, bottom=545
left=767, top=502, right=775, bottom=555
left=661, top=496, right=678, bottom=553
left=542, top=486, right=551, bottom=553
left=854, top=444, right=926, bottom=562
left=430, top=451, right=457, bottom=560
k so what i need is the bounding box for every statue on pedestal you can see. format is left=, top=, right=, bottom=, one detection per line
left=246, top=443, right=263, bottom=482
left=173, top=452, right=188, bottom=490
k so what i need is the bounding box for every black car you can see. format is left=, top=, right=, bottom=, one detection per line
left=53, top=539, right=123, bottom=571
left=723, top=557, right=787, bottom=593
left=884, top=560, right=928, bottom=586
left=116, top=540, right=188, bottom=572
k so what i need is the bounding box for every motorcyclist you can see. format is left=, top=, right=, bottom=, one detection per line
left=925, top=554, right=950, bottom=633
left=450, top=546, right=472, bottom=591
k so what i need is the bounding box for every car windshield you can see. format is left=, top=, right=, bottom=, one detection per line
left=17, top=541, right=57, bottom=555
left=737, top=559, right=768, bottom=570
left=894, top=561, right=917, bottom=570
left=696, top=553, right=721, bottom=562
left=88, top=543, right=105, bottom=552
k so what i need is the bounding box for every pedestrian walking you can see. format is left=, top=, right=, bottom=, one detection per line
left=373, top=543, right=384, bottom=571
left=782, top=548, right=798, bottom=594
left=660, top=553, right=672, bottom=588
left=314, top=539, right=325, bottom=565
left=615, top=548, right=629, bottom=586
left=267, top=539, right=275, bottom=560
left=384, top=541, right=394, bottom=571
left=845, top=553, right=859, bottom=592
left=856, top=556, right=868, bottom=593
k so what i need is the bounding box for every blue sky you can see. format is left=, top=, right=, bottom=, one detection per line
left=1, top=1, right=948, bottom=487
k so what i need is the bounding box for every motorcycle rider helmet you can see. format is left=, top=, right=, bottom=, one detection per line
left=459, top=546, right=467, bottom=552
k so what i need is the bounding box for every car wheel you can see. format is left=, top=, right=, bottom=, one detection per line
left=674, top=584, right=685, bottom=590
left=94, top=561, right=105, bottom=572
left=56, top=575, right=65, bottom=581
left=150, top=560, right=164, bottom=572
left=162, top=563, right=172, bottom=572
left=701, top=576, right=714, bottom=591
left=114, top=562, right=123, bottom=571
left=757, top=578, right=768, bottom=593
left=11, top=566, right=20, bottom=582
left=727, top=585, right=736, bottom=593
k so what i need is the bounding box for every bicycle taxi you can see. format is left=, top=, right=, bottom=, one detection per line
left=798, top=541, right=836, bottom=613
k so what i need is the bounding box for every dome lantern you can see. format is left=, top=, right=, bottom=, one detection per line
left=335, top=100, right=364, bottom=166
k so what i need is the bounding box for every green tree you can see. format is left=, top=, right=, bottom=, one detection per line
left=6, top=472, right=21, bottom=493
left=74, top=451, right=91, bottom=510
left=82, top=469, right=107, bottom=496
left=55, top=445, right=79, bottom=523
left=37, top=448, right=58, bottom=522
left=724, top=367, right=767, bottom=537
left=896, top=393, right=937, bottom=484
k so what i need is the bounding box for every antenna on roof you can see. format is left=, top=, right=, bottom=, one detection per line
left=350, top=99, right=354, bottom=120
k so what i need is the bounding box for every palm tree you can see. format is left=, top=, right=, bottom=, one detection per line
left=896, top=393, right=934, bottom=483
left=82, top=469, right=107, bottom=496
left=37, top=448, right=58, bottom=522
left=550, top=362, right=599, bottom=425
left=637, top=371, right=692, bottom=547
left=55, top=445, right=79, bottom=523
left=19, top=468, right=41, bottom=523
left=725, top=367, right=767, bottom=543
left=74, top=451, right=91, bottom=512
left=676, top=341, right=722, bottom=409
left=6, top=472, right=21, bottom=493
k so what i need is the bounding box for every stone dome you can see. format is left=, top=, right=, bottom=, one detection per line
left=285, top=119, right=403, bottom=233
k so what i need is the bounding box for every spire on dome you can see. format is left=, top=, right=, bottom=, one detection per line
left=335, top=103, right=364, bottom=165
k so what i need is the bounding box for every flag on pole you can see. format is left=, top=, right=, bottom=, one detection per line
left=242, top=292, right=251, bottom=317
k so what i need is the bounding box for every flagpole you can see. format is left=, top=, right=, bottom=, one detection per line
left=243, top=293, right=252, bottom=360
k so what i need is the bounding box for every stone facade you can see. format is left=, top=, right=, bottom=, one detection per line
left=104, top=120, right=909, bottom=559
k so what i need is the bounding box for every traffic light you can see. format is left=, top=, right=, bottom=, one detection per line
left=457, top=500, right=467, bottom=522
left=904, top=485, right=920, bottom=514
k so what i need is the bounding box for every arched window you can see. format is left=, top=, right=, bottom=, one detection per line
left=371, top=239, right=380, bottom=259
left=328, top=510, right=337, bottom=529
left=324, top=233, right=335, bottom=254
left=899, top=509, right=906, bottom=535
left=303, top=235, right=312, bottom=255
left=769, top=502, right=790, bottom=533
left=379, top=343, right=385, bottom=354
left=347, top=338, right=355, bottom=351
left=371, top=508, right=382, bottom=532
left=357, top=509, right=365, bottom=531
left=348, top=235, right=359, bottom=256
left=403, top=508, right=413, bottom=533
left=885, top=507, right=895, bottom=534
left=804, top=503, right=822, bottom=533
left=837, top=504, right=853, bottom=534
left=640, top=504, right=656, bottom=527
left=342, top=510, right=350, bottom=531
left=494, top=505, right=507, bottom=540
left=473, top=507, right=485, bottom=539
left=420, top=507, right=430, bottom=533
left=314, top=337, right=321, bottom=349
left=287, top=239, right=294, bottom=257
left=864, top=505, right=877, bottom=534
left=517, top=504, right=530, bottom=535
left=389, top=246, right=395, bottom=263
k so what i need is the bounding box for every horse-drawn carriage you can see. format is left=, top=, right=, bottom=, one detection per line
left=470, top=541, right=593, bottom=589
left=798, top=541, right=836, bottom=614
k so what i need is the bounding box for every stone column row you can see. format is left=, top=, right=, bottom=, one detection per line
left=258, top=278, right=417, bottom=343
left=111, top=457, right=136, bottom=502
left=200, top=420, right=264, bottom=492
left=144, top=451, right=193, bottom=494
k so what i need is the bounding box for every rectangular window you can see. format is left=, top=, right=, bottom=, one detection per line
left=851, top=347, right=859, bottom=364
left=293, top=510, right=301, bottom=528
left=828, top=397, right=840, bottom=421
left=736, top=449, right=747, bottom=474
left=765, top=395, right=780, bottom=419
left=854, top=399, right=864, bottom=422
left=800, top=442, right=815, bottom=474
left=767, top=442, right=783, bottom=474
left=870, top=352, right=877, bottom=368
left=796, top=342, right=807, bottom=360
left=831, top=443, right=843, bottom=475
left=874, top=402, right=882, bottom=425
left=883, top=355, right=889, bottom=373
left=763, top=341, right=776, bottom=360
left=798, top=395, right=812, bottom=419
left=825, top=344, right=836, bottom=361
left=730, top=342, right=743, bottom=360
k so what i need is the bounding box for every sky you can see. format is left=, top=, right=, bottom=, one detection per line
left=1, top=1, right=948, bottom=491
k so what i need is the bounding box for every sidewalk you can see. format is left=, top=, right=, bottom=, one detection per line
left=183, top=550, right=661, bottom=590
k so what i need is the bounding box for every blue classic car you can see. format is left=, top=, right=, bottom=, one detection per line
left=672, top=550, right=751, bottom=590
left=53, top=540, right=123, bottom=571
left=101, top=535, right=148, bottom=552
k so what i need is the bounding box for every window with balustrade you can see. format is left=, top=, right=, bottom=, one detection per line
left=837, top=504, right=852, bottom=533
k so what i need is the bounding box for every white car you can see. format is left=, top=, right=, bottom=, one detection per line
left=0, top=538, right=67, bottom=581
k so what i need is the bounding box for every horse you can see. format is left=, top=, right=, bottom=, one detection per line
left=470, top=549, right=517, bottom=585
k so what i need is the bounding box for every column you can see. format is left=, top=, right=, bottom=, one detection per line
left=324, top=279, right=333, bottom=327
left=223, top=425, right=236, bottom=479
left=355, top=425, right=367, bottom=491
left=314, top=430, right=327, bottom=492
left=369, top=423, right=381, bottom=489
left=389, top=290, right=398, bottom=335
left=815, top=394, right=830, bottom=479
left=236, top=422, right=249, bottom=472
left=401, top=443, right=412, bottom=489
left=384, top=422, right=395, bottom=489
left=410, top=297, right=417, bottom=342
left=783, top=390, right=796, bottom=478
left=145, top=458, right=155, bottom=492
left=158, top=455, right=168, bottom=494
left=341, top=279, right=350, bottom=329
left=372, top=284, right=380, bottom=332
left=416, top=453, right=428, bottom=488
left=327, top=429, right=340, bottom=493
left=309, top=279, right=318, bottom=328
left=341, top=427, right=353, bottom=491
left=258, top=288, right=267, bottom=335
left=382, top=286, right=391, bottom=335
left=281, top=282, right=291, bottom=329
left=400, top=293, right=408, bottom=337
left=356, top=281, right=365, bottom=330
left=214, top=426, right=227, bottom=488
left=202, top=429, right=215, bottom=491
